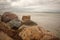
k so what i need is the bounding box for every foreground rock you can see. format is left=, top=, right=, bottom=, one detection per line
left=0, top=22, right=22, bottom=40
left=18, top=25, right=60, bottom=40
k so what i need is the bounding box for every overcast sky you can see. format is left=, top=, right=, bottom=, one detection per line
left=0, top=0, right=60, bottom=12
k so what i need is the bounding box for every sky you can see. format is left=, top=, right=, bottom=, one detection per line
left=0, top=0, right=60, bottom=13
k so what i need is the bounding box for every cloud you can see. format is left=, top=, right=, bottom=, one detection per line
left=10, top=0, right=60, bottom=12
left=10, top=0, right=60, bottom=7
left=0, top=0, right=60, bottom=12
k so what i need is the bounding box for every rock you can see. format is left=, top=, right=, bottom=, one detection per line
left=19, top=26, right=43, bottom=40
left=21, top=16, right=37, bottom=26
left=40, top=32, right=56, bottom=40
left=7, top=19, right=22, bottom=30
left=21, top=20, right=37, bottom=26
left=0, top=22, right=11, bottom=29
left=0, top=31, right=13, bottom=40
left=1, top=12, right=18, bottom=23
left=18, top=25, right=60, bottom=40
left=0, top=22, right=22, bottom=40
left=49, top=37, right=60, bottom=40
left=22, top=15, right=30, bottom=22
left=0, top=15, right=2, bottom=22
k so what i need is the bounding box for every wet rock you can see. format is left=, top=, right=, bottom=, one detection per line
left=7, top=19, right=22, bottom=30
left=18, top=25, right=59, bottom=40
left=22, top=20, right=37, bottom=26
left=21, top=16, right=37, bottom=26
left=1, top=12, right=18, bottom=23
left=0, top=22, right=22, bottom=40
left=22, top=15, right=30, bottom=22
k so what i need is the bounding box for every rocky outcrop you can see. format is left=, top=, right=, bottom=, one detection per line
left=0, top=12, right=60, bottom=40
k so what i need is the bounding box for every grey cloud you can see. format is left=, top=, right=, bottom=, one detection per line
left=0, top=0, right=60, bottom=13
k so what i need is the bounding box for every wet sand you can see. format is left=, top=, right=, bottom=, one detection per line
left=15, top=12, right=60, bottom=38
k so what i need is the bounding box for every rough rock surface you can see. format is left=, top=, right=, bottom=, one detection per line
left=1, top=12, right=18, bottom=23
left=21, top=20, right=37, bottom=26
left=18, top=25, right=60, bottom=40
left=7, top=19, right=22, bottom=30
left=0, top=31, right=13, bottom=40
left=0, top=22, right=22, bottom=40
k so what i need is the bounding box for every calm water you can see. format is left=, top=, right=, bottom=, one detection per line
left=14, top=12, right=60, bottom=38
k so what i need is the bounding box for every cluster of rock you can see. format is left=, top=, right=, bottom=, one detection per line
left=0, top=12, right=60, bottom=40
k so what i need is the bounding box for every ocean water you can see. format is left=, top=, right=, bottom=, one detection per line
left=14, top=12, right=60, bottom=38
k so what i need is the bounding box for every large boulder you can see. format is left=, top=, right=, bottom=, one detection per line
left=18, top=25, right=43, bottom=40
left=1, top=12, right=18, bottom=23
left=18, top=25, right=60, bottom=40
left=7, top=19, right=22, bottom=30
